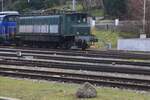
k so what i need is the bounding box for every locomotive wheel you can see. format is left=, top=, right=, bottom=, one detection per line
left=49, top=42, right=59, bottom=49
left=16, top=39, right=23, bottom=47
left=81, top=40, right=88, bottom=50
left=61, top=41, right=72, bottom=49
left=53, top=43, right=59, bottom=49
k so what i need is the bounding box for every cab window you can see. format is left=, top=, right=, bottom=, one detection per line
left=76, top=14, right=87, bottom=23
left=4, top=16, right=18, bottom=22
left=67, top=14, right=88, bottom=23
left=0, top=17, right=3, bottom=21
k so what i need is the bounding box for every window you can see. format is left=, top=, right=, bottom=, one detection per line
left=5, top=16, right=18, bottom=22
left=0, top=17, right=3, bottom=21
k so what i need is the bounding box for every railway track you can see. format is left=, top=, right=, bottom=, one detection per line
left=0, top=47, right=150, bottom=91
left=0, top=49, right=150, bottom=67
left=0, top=65, right=150, bottom=91
left=0, top=48, right=150, bottom=75
left=0, top=47, right=150, bottom=59
left=0, top=56, right=150, bottom=75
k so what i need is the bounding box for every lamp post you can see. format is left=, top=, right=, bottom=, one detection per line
left=1, top=0, right=3, bottom=11
left=143, top=0, right=146, bottom=34
left=72, top=0, right=76, bottom=11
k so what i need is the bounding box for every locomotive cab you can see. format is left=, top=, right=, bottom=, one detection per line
left=65, top=13, right=90, bottom=35
left=64, top=13, right=96, bottom=50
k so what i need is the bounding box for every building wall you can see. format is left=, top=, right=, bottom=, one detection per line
left=118, top=38, right=150, bottom=51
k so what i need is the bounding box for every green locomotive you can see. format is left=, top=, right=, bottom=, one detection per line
left=16, top=12, right=97, bottom=50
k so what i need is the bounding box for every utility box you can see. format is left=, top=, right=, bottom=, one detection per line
left=140, top=34, right=147, bottom=39
left=115, top=19, right=119, bottom=26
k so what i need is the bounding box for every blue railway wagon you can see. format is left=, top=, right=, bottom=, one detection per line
left=0, top=11, right=19, bottom=45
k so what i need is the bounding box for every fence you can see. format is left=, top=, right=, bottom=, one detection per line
left=95, top=20, right=145, bottom=34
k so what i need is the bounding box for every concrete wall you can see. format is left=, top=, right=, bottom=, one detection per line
left=118, top=39, right=150, bottom=51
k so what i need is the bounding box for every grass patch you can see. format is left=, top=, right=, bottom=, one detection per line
left=93, top=30, right=119, bottom=48
left=0, top=76, right=150, bottom=100
left=49, top=4, right=83, bottom=11
left=89, top=9, right=104, bottom=17
left=92, top=30, right=138, bottom=49
left=119, top=32, right=139, bottom=38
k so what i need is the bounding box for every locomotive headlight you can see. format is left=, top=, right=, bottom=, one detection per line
left=83, top=18, right=86, bottom=22
left=76, top=32, right=80, bottom=35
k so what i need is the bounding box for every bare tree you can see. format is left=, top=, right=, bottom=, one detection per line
left=127, top=0, right=150, bottom=36
left=127, top=0, right=144, bottom=20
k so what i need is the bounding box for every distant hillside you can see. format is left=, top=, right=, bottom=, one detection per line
left=2, top=0, right=68, bottom=12
left=1, top=0, right=104, bottom=16
left=1, top=0, right=128, bottom=18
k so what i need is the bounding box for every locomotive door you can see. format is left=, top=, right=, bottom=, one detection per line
left=7, top=25, right=16, bottom=39
left=5, top=16, right=18, bottom=40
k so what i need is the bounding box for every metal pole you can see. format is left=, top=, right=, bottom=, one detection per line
left=1, top=0, right=3, bottom=11
left=72, top=0, right=76, bottom=11
left=143, top=0, right=146, bottom=34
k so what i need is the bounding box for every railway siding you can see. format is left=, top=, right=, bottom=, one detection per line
left=0, top=47, right=150, bottom=91
left=0, top=65, right=150, bottom=91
